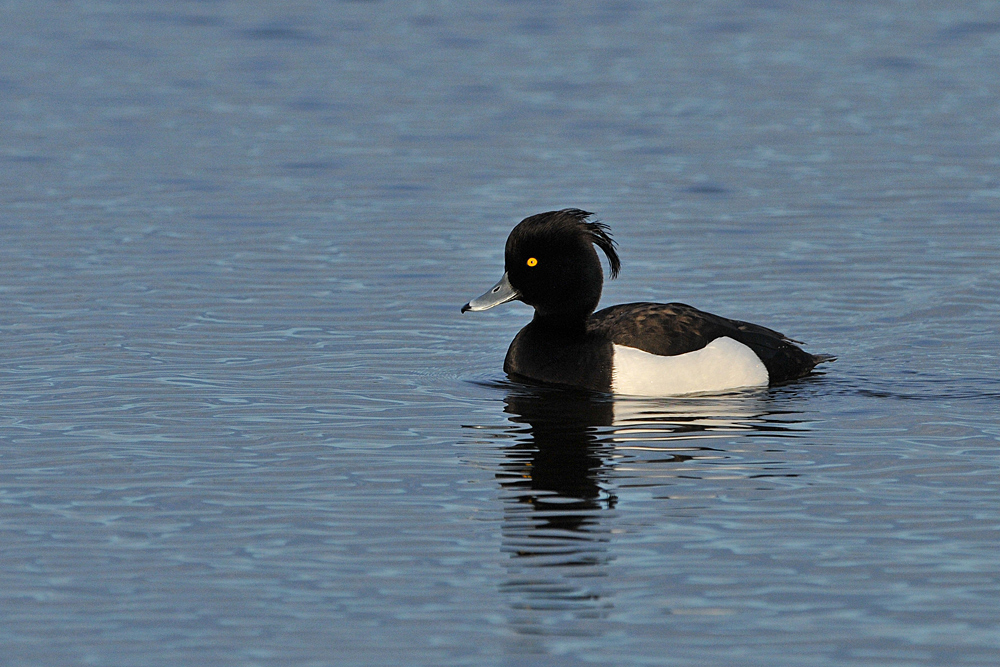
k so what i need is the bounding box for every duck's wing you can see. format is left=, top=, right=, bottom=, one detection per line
left=589, top=302, right=832, bottom=383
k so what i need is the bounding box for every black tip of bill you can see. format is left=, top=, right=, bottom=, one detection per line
left=461, top=272, right=520, bottom=313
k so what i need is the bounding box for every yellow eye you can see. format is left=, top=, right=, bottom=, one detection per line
left=526, top=257, right=538, bottom=267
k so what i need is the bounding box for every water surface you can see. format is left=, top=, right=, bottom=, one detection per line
left=2, top=2, right=999, bottom=665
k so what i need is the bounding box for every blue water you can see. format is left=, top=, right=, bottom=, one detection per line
left=2, top=2, right=999, bottom=665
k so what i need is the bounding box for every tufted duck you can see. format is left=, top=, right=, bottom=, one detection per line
left=462, top=209, right=834, bottom=395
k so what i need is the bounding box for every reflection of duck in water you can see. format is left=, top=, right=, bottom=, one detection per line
left=491, top=384, right=795, bottom=512
left=488, top=385, right=803, bottom=627
left=500, top=388, right=617, bottom=521
left=498, top=387, right=784, bottom=497
left=463, top=209, right=834, bottom=396
left=495, top=388, right=617, bottom=619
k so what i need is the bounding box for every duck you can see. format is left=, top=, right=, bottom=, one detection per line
left=462, top=209, right=834, bottom=396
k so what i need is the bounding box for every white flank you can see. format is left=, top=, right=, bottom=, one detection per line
left=610, top=337, right=769, bottom=396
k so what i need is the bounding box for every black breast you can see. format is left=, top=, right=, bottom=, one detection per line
left=503, top=320, right=615, bottom=391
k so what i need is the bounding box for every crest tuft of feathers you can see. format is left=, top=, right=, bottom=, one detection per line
left=549, top=208, right=621, bottom=279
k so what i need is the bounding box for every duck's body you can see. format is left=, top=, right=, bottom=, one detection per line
left=463, top=209, right=833, bottom=396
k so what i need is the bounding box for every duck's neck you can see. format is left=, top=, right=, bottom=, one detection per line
left=530, top=310, right=590, bottom=339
